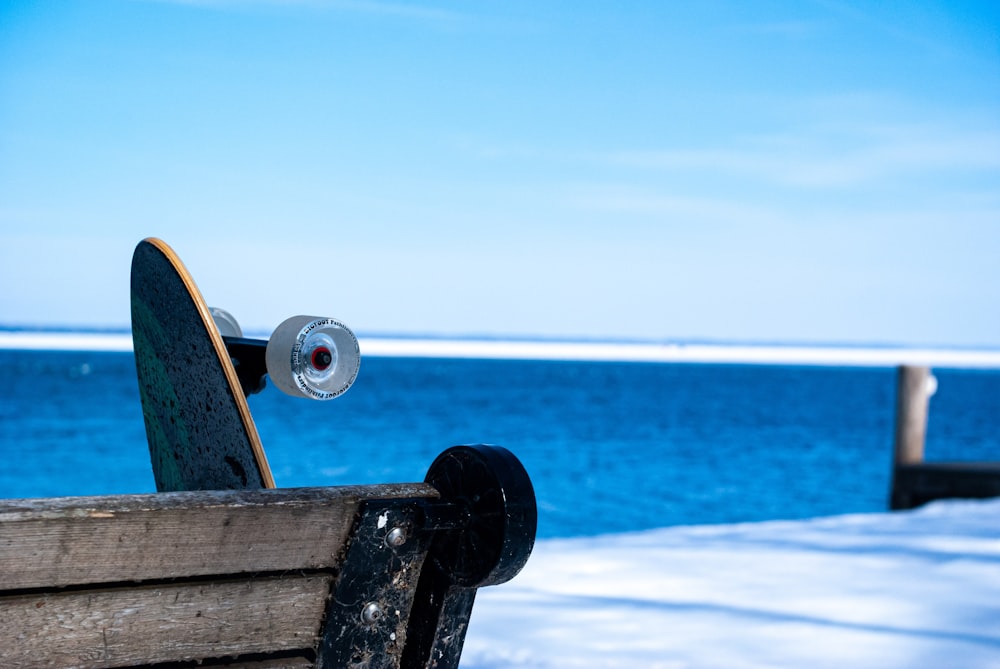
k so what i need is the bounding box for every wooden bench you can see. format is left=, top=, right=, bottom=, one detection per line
left=0, top=445, right=536, bottom=669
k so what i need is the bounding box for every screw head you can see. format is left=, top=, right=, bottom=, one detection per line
left=361, top=602, right=383, bottom=624
left=386, top=526, right=407, bottom=547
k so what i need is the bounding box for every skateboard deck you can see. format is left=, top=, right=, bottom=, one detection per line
left=131, top=238, right=275, bottom=491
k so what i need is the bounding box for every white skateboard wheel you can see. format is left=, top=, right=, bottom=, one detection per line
left=209, top=307, right=243, bottom=338
left=265, top=315, right=360, bottom=400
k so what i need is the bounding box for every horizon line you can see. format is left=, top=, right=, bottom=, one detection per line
left=1, top=323, right=998, bottom=352
left=2, top=330, right=1000, bottom=368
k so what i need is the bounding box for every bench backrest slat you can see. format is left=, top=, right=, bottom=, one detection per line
left=0, top=575, right=331, bottom=668
left=0, top=484, right=437, bottom=590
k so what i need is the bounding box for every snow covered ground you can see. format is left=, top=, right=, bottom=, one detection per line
left=462, top=498, right=1000, bottom=669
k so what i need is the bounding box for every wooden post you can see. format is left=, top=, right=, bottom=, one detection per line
left=890, top=365, right=933, bottom=509
left=893, top=365, right=932, bottom=466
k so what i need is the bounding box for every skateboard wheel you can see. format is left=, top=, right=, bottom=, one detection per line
left=265, top=315, right=360, bottom=400
left=209, top=307, right=243, bottom=338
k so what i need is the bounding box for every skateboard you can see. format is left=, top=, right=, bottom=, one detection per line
left=131, top=238, right=360, bottom=492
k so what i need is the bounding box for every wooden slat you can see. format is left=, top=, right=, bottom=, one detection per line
left=0, top=575, right=331, bottom=669
left=0, top=484, right=437, bottom=590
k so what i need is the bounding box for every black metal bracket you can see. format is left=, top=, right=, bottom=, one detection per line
left=316, top=445, right=537, bottom=669
left=221, top=336, right=269, bottom=397
left=317, top=498, right=435, bottom=668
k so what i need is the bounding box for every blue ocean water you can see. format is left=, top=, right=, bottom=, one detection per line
left=1, top=349, right=997, bottom=538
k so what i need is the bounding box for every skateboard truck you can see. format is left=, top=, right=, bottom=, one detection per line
left=211, top=309, right=361, bottom=401
left=221, top=336, right=270, bottom=397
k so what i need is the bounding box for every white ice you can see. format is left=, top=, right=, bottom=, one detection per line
left=3, top=331, right=1000, bottom=368
left=462, top=498, right=1000, bottom=669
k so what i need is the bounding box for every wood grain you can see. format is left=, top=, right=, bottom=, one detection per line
left=893, top=364, right=932, bottom=466
left=0, top=484, right=437, bottom=590
left=0, top=575, right=330, bottom=668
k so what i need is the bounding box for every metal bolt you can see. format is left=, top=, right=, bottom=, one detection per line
left=385, top=526, right=408, bottom=548
left=361, top=602, right=383, bottom=624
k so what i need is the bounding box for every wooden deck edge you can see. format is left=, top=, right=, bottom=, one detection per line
left=891, top=461, right=1000, bottom=510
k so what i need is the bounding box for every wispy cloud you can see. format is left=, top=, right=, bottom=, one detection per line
left=606, top=124, right=1000, bottom=188
left=562, top=186, right=783, bottom=227
left=809, top=0, right=969, bottom=60
left=138, top=0, right=466, bottom=23
left=726, top=19, right=826, bottom=40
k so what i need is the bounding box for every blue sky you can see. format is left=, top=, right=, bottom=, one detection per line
left=1, top=1, right=998, bottom=346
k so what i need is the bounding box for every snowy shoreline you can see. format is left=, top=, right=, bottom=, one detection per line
left=463, top=497, right=1000, bottom=669
left=2, top=331, right=1000, bottom=368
